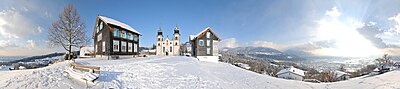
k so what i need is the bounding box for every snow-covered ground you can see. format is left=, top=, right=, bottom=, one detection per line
left=0, top=56, right=399, bottom=89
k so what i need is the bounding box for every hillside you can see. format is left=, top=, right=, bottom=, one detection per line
left=0, top=56, right=399, bottom=89
left=222, top=47, right=307, bottom=61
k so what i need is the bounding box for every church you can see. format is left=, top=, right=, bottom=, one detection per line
left=156, top=26, right=180, bottom=56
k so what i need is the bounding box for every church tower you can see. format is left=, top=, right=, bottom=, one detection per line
left=156, top=27, right=163, bottom=55
left=173, top=25, right=181, bottom=55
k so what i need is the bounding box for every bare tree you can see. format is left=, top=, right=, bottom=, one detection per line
left=375, top=54, right=393, bottom=73
left=48, top=3, right=89, bottom=60
left=339, top=64, right=346, bottom=72
left=376, top=54, right=393, bottom=65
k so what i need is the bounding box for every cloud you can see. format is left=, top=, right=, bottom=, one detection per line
left=388, top=13, right=400, bottom=35
left=356, top=25, right=394, bottom=48
left=0, top=1, right=62, bottom=56
left=0, top=40, right=17, bottom=49
left=381, top=48, right=400, bottom=56
left=0, top=9, right=41, bottom=39
left=219, top=38, right=238, bottom=48
left=297, top=40, right=337, bottom=50
left=251, top=41, right=288, bottom=50
left=26, top=40, right=36, bottom=48
left=0, top=39, right=63, bottom=56
left=368, top=21, right=377, bottom=26
left=325, top=7, right=341, bottom=18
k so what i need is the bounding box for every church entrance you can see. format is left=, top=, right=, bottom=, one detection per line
left=165, top=52, right=169, bottom=56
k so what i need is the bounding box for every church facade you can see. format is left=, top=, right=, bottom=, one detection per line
left=156, top=26, right=180, bottom=56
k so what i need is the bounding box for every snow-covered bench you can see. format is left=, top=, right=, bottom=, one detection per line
left=65, top=63, right=100, bottom=83
left=69, top=63, right=101, bottom=74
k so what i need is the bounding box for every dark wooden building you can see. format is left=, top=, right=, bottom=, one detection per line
left=190, top=27, right=221, bottom=60
left=93, top=16, right=141, bottom=57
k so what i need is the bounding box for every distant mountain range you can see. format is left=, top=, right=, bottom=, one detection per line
left=222, top=47, right=308, bottom=61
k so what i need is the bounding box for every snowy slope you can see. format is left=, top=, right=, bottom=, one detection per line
left=0, top=56, right=399, bottom=89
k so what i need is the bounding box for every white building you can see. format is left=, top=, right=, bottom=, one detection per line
left=334, top=70, right=351, bottom=81
left=276, top=66, right=305, bottom=80
left=80, top=46, right=94, bottom=58
left=156, top=26, right=180, bottom=56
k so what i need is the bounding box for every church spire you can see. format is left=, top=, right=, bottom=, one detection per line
left=174, top=24, right=179, bottom=34
left=174, top=24, right=179, bottom=31
left=157, top=27, right=162, bottom=36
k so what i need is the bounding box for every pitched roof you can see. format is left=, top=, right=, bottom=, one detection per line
left=276, top=66, right=305, bottom=76
left=334, top=70, right=350, bottom=78
left=98, top=16, right=141, bottom=35
left=191, top=27, right=221, bottom=41
left=189, top=35, right=196, bottom=41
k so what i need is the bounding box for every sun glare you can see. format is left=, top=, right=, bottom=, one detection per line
left=313, top=14, right=383, bottom=57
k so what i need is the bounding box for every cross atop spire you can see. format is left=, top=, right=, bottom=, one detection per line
left=158, top=27, right=162, bottom=32
left=157, top=27, right=163, bottom=36
left=174, top=24, right=180, bottom=34
left=174, top=24, right=179, bottom=31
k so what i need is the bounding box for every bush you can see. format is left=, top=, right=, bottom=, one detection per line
left=64, top=54, right=75, bottom=60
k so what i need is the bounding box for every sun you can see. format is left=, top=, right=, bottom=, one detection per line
left=311, top=7, right=382, bottom=57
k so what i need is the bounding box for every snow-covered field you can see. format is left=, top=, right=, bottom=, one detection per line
left=0, top=56, right=399, bottom=89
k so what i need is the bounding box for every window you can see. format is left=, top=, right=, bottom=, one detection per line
left=127, top=33, right=132, bottom=40
left=121, top=30, right=126, bottom=38
left=175, top=42, right=178, bottom=46
left=158, top=43, right=160, bottom=46
left=99, top=22, right=104, bottom=30
left=128, top=43, right=132, bottom=52
left=206, top=32, right=210, bottom=38
left=114, top=28, right=119, bottom=37
left=207, top=48, right=211, bottom=54
left=96, top=23, right=100, bottom=33
left=134, top=43, right=137, bottom=52
left=102, top=41, right=105, bottom=52
left=121, top=41, right=126, bottom=52
left=97, top=33, right=102, bottom=41
left=158, top=38, right=161, bottom=41
left=113, top=40, right=119, bottom=52
left=175, top=37, right=178, bottom=40
left=163, top=47, right=165, bottom=52
left=206, top=40, right=210, bottom=46
left=170, top=47, right=172, bottom=52
left=199, top=40, right=204, bottom=46
left=133, top=35, right=137, bottom=42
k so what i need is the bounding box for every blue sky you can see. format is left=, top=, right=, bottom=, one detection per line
left=0, top=0, right=400, bottom=57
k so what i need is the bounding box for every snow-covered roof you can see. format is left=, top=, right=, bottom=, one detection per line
left=140, top=49, right=156, bottom=53
left=191, top=27, right=221, bottom=41
left=373, top=68, right=380, bottom=72
left=189, top=35, right=196, bottom=40
left=395, top=62, right=400, bottom=65
left=98, top=16, right=141, bottom=35
left=334, top=71, right=350, bottom=78
left=276, top=66, right=305, bottom=76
